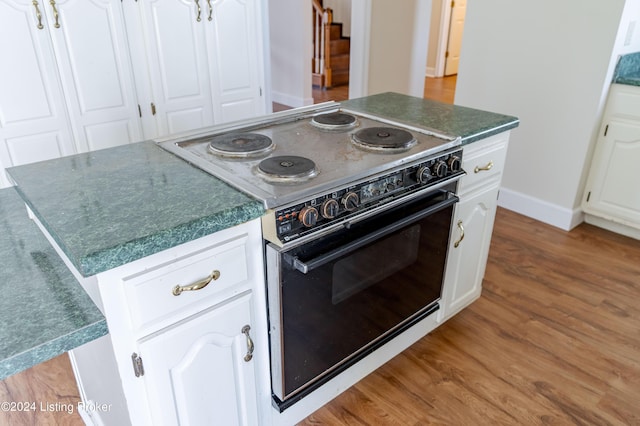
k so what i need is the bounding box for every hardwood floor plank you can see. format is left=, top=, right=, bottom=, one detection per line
left=0, top=354, right=83, bottom=425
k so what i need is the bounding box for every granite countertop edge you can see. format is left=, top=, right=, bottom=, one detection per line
left=0, top=319, right=108, bottom=381
left=77, top=201, right=265, bottom=276
left=13, top=186, right=265, bottom=277
left=0, top=187, right=108, bottom=379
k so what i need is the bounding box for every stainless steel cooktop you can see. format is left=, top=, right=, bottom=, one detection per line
left=156, top=102, right=461, bottom=209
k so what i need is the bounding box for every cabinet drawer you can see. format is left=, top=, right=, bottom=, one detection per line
left=606, top=84, right=640, bottom=120
left=124, top=234, right=250, bottom=332
left=459, top=134, right=508, bottom=193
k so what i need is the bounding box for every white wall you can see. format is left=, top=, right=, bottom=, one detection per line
left=455, top=0, right=640, bottom=230
left=358, top=0, right=431, bottom=97
left=268, top=0, right=314, bottom=107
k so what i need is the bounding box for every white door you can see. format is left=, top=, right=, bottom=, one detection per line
left=584, top=120, right=640, bottom=226
left=138, top=292, right=259, bottom=426
left=136, top=0, right=217, bottom=136
left=0, top=0, right=76, bottom=185
left=207, top=0, right=265, bottom=123
left=47, top=0, right=143, bottom=152
left=444, top=0, right=466, bottom=76
left=442, top=183, right=499, bottom=319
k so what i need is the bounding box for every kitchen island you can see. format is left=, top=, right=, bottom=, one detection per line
left=4, top=93, right=517, bottom=425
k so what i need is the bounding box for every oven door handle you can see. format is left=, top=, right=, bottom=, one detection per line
left=288, top=191, right=459, bottom=274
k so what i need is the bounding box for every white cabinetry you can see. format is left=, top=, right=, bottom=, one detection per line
left=0, top=0, right=142, bottom=187
left=125, top=0, right=268, bottom=137
left=138, top=292, right=259, bottom=426
left=1, top=0, right=269, bottom=187
left=68, top=219, right=268, bottom=425
left=583, top=84, right=640, bottom=240
left=441, top=132, right=509, bottom=320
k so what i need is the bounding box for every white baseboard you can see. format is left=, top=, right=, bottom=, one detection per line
left=498, top=187, right=584, bottom=231
left=271, top=91, right=314, bottom=108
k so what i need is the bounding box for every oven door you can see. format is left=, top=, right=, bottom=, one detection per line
left=266, top=186, right=458, bottom=409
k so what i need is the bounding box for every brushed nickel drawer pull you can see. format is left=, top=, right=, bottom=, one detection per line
left=242, top=325, right=254, bottom=362
left=474, top=160, right=494, bottom=173
left=194, top=0, right=202, bottom=22
left=454, top=220, right=465, bottom=248
left=33, top=1, right=44, bottom=29
left=172, top=270, right=220, bottom=296
left=50, top=0, right=60, bottom=28
left=207, top=0, right=213, bottom=21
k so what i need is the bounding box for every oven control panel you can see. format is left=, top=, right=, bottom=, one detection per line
left=268, top=148, right=464, bottom=244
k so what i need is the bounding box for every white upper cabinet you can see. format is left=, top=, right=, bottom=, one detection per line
left=0, top=0, right=142, bottom=187
left=0, top=0, right=269, bottom=187
left=47, top=0, right=143, bottom=152
left=128, top=0, right=267, bottom=138
left=208, top=0, right=266, bottom=123
left=0, top=0, right=76, bottom=186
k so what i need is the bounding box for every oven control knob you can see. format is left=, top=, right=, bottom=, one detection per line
left=321, top=198, right=340, bottom=219
left=448, top=155, right=462, bottom=173
left=342, top=192, right=359, bottom=211
left=416, top=165, right=432, bottom=183
left=299, top=206, right=319, bottom=227
left=433, top=160, right=448, bottom=178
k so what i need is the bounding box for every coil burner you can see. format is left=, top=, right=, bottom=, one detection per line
left=310, top=112, right=358, bottom=131
left=208, top=132, right=275, bottom=158
left=351, top=127, right=417, bottom=153
left=256, top=156, right=318, bottom=183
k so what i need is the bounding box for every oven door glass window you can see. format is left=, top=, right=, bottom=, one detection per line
left=269, top=189, right=456, bottom=402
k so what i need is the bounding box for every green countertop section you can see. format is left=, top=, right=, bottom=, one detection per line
left=7, top=141, right=265, bottom=277
left=343, top=92, right=519, bottom=144
left=0, top=187, right=108, bottom=380
left=613, top=52, right=640, bottom=87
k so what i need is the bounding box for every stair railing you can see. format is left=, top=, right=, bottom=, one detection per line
left=312, top=0, right=333, bottom=88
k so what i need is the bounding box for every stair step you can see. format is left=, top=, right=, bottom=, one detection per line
left=330, top=38, right=350, bottom=55
left=331, top=53, right=349, bottom=71
left=332, top=69, right=349, bottom=86
left=329, top=23, right=343, bottom=39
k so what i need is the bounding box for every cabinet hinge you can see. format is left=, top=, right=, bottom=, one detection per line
left=151, top=102, right=157, bottom=116
left=259, top=87, right=262, bottom=97
left=445, top=51, right=449, bottom=58
left=586, top=191, right=591, bottom=203
left=131, top=353, right=145, bottom=377
left=451, top=1, right=455, bottom=8
left=604, top=124, right=609, bottom=136
left=138, top=104, right=142, bottom=118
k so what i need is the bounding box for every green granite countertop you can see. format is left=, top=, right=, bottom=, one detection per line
left=7, top=141, right=265, bottom=277
left=343, top=92, right=519, bottom=144
left=613, top=52, right=640, bottom=87
left=0, top=187, right=107, bottom=380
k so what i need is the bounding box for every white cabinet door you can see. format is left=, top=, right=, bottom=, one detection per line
left=442, top=182, right=499, bottom=319
left=208, top=0, right=265, bottom=123
left=135, top=0, right=217, bottom=136
left=584, top=120, right=640, bottom=227
left=131, top=0, right=266, bottom=137
left=0, top=0, right=76, bottom=184
left=138, top=291, right=259, bottom=426
left=47, top=0, right=143, bottom=152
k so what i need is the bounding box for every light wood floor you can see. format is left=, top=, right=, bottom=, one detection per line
left=5, top=76, right=640, bottom=425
